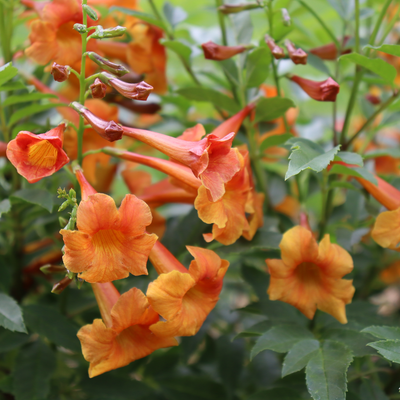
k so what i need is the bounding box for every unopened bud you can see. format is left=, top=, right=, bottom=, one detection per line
left=51, top=276, right=73, bottom=294
left=51, top=63, right=70, bottom=82
left=87, top=52, right=129, bottom=77
left=218, top=2, right=262, bottom=14
left=201, top=41, right=248, bottom=61
left=73, top=23, right=87, bottom=33
left=90, top=25, right=126, bottom=39
left=90, top=78, right=108, bottom=99
left=281, top=8, right=291, bottom=26
left=310, top=36, right=351, bottom=60
left=285, top=40, right=307, bottom=65
left=265, top=35, right=285, bottom=60
left=68, top=188, right=76, bottom=199
left=290, top=75, right=340, bottom=102
left=58, top=201, right=69, bottom=212
left=40, top=264, right=66, bottom=275
left=365, top=94, right=381, bottom=105
left=82, top=4, right=98, bottom=21
left=70, top=102, right=123, bottom=141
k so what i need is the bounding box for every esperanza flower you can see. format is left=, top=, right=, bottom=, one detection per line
left=78, top=282, right=177, bottom=377
left=60, top=168, right=157, bottom=282
left=201, top=41, right=248, bottom=61
left=309, top=36, right=351, bottom=60
left=6, top=124, right=70, bottom=183
left=266, top=226, right=355, bottom=323
left=285, top=40, right=307, bottom=65
left=265, top=35, right=285, bottom=59
left=146, top=241, right=229, bottom=337
left=290, top=75, right=340, bottom=102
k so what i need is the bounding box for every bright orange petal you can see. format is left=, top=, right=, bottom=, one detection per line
left=118, top=194, right=153, bottom=236
left=371, top=208, right=400, bottom=251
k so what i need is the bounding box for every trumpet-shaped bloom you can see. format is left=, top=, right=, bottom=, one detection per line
left=309, top=37, right=351, bottom=60
left=290, top=75, right=340, bottom=102
left=266, top=226, right=355, bottom=323
left=6, top=124, right=69, bottom=183
left=78, top=284, right=177, bottom=377
left=147, top=242, right=229, bottom=337
left=201, top=41, right=247, bottom=60
left=285, top=40, right=307, bottom=65
left=60, top=170, right=157, bottom=282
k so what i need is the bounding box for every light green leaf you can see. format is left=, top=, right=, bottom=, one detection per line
left=8, top=102, right=66, bottom=126
left=306, top=340, right=353, bottom=400
left=0, top=293, right=27, bottom=333
left=0, top=80, right=26, bottom=91
left=282, top=339, right=320, bottom=377
left=245, top=47, right=271, bottom=88
left=334, top=151, right=363, bottom=166
left=10, top=189, right=54, bottom=212
left=177, top=87, right=240, bottom=113
left=364, top=148, right=400, bottom=160
left=160, top=39, right=192, bottom=65
left=326, top=0, right=354, bottom=20
left=254, top=97, right=295, bottom=123
left=0, top=63, right=18, bottom=87
left=307, top=53, right=331, bottom=75
left=285, top=138, right=341, bottom=180
left=110, top=7, right=166, bottom=30
left=362, top=326, right=400, bottom=340
left=220, top=59, right=239, bottom=85
left=13, top=340, right=56, bottom=400
left=251, top=324, right=313, bottom=359
left=328, top=164, right=377, bottom=185
left=260, top=133, right=294, bottom=152
left=340, top=53, right=397, bottom=84
left=3, top=93, right=57, bottom=107
left=364, top=44, right=400, bottom=57
left=367, top=340, right=400, bottom=364
left=163, top=1, right=187, bottom=28
left=0, top=199, right=11, bottom=217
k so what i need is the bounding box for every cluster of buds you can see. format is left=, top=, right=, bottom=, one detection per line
left=265, top=35, right=308, bottom=65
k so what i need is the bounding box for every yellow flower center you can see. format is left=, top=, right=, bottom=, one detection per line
left=28, top=140, right=57, bottom=169
left=295, top=262, right=322, bottom=287
left=92, top=229, right=124, bottom=258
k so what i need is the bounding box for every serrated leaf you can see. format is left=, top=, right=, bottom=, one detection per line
left=251, top=324, right=313, bottom=359
left=245, top=47, right=271, bottom=88
left=0, top=199, right=11, bottom=217
left=0, top=327, right=30, bottom=353
left=254, top=97, right=295, bottom=123
left=0, top=63, right=18, bottom=87
left=368, top=340, right=400, bottom=363
left=334, top=151, right=363, bottom=166
left=23, top=305, right=80, bottom=352
left=177, top=87, right=240, bottom=113
left=160, top=39, right=192, bottom=65
left=364, top=148, right=400, bottom=160
left=3, top=93, right=57, bottom=107
left=306, top=340, right=353, bottom=400
left=285, top=138, right=341, bottom=180
left=260, top=133, right=293, bottom=152
left=13, top=340, right=56, bottom=400
left=110, top=7, right=166, bottom=29
left=10, top=189, right=54, bottom=212
left=328, top=164, right=377, bottom=185
left=364, top=44, right=400, bottom=57
left=8, top=102, right=66, bottom=126
left=362, top=325, right=400, bottom=340
left=340, top=53, right=397, bottom=84
left=0, top=293, right=27, bottom=333
left=163, top=2, right=187, bottom=28
left=282, top=339, right=320, bottom=377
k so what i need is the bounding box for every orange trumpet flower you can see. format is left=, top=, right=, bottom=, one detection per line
left=290, top=76, right=340, bottom=102
left=60, top=169, right=157, bottom=282
left=6, top=124, right=70, bottom=183
left=78, top=282, right=177, bottom=377
left=201, top=41, right=248, bottom=61
left=146, top=242, right=229, bottom=337
left=266, top=226, right=355, bottom=323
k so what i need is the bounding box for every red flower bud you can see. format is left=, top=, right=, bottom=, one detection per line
left=265, top=35, right=285, bottom=59
left=201, top=41, right=247, bottom=61
left=90, top=78, right=107, bottom=99
left=365, top=94, right=381, bottom=105
left=285, top=40, right=307, bottom=65
left=51, top=63, right=70, bottom=82
left=309, top=37, right=351, bottom=60
left=52, top=276, right=73, bottom=294
left=290, top=75, right=340, bottom=102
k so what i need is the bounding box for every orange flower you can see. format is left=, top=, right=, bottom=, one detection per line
left=78, top=282, right=177, bottom=377
left=146, top=242, right=229, bottom=337
left=0, top=141, right=6, bottom=157
left=201, top=41, right=247, bottom=61
left=267, top=226, right=355, bottom=323
left=60, top=169, right=157, bottom=282
left=6, top=124, right=69, bottom=183
left=380, top=261, right=400, bottom=284
left=309, top=37, right=351, bottom=60
left=290, top=76, right=340, bottom=102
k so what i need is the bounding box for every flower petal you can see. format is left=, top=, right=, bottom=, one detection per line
left=118, top=194, right=153, bottom=236
left=371, top=208, right=400, bottom=251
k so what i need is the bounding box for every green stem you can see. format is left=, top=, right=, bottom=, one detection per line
left=0, top=2, right=11, bottom=63
left=82, top=148, right=103, bottom=158
left=355, top=0, right=360, bottom=54
left=378, top=4, right=400, bottom=47
left=215, top=0, right=228, bottom=46
left=318, top=170, right=332, bottom=239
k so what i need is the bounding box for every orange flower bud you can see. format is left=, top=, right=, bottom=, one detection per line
left=285, top=40, right=307, bottom=65
left=290, top=75, right=340, bottom=102
left=50, top=62, right=70, bottom=82
left=0, top=141, right=7, bottom=157
left=201, top=41, right=247, bottom=61
left=309, top=37, right=351, bottom=60
left=51, top=276, right=73, bottom=294
left=90, top=78, right=107, bottom=99
left=265, top=35, right=285, bottom=59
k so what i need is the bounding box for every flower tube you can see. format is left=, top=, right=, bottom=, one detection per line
left=290, top=75, right=340, bottom=102
left=201, top=41, right=248, bottom=61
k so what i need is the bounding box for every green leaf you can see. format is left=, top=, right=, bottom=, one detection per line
left=364, top=148, right=400, bottom=160
left=177, top=87, right=240, bottom=113
left=3, top=93, right=57, bottom=107
left=260, top=133, right=293, bottom=152
left=251, top=325, right=314, bottom=359
left=245, top=47, right=271, bottom=88
left=328, top=164, right=377, bottom=185
left=285, top=138, right=341, bottom=180
left=0, top=199, right=11, bottom=217
left=254, top=97, right=295, bottom=123
left=220, top=59, right=239, bottom=85
left=282, top=339, right=320, bottom=377
left=0, top=63, right=18, bottom=87
left=364, top=44, right=400, bottom=57
left=234, top=320, right=272, bottom=339
left=0, top=327, right=30, bottom=353
left=362, top=326, right=400, bottom=340
left=306, top=340, right=353, bottom=400
left=163, top=1, right=187, bottom=28
left=23, top=305, right=80, bottom=352
left=367, top=340, right=400, bottom=363
left=110, top=7, right=166, bottom=30
left=326, top=0, right=354, bottom=20
left=8, top=102, right=66, bottom=126
left=0, top=80, right=26, bottom=91
left=0, top=294, right=27, bottom=333
left=248, top=388, right=304, bottom=400
left=307, top=53, right=331, bottom=76
left=160, top=39, right=192, bottom=65
left=13, top=340, right=56, bottom=400
left=340, top=53, right=397, bottom=84
left=10, top=189, right=54, bottom=212
left=329, top=181, right=359, bottom=191
left=359, top=380, right=390, bottom=400
left=334, top=151, right=363, bottom=166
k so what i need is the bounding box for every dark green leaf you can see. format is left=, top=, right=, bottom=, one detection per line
left=364, top=148, right=400, bottom=160
left=329, top=181, right=359, bottom=191
left=245, top=47, right=271, bottom=88
left=163, top=2, right=187, bottom=28
left=364, top=44, right=400, bottom=57
left=23, top=305, right=80, bottom=352
left=247, top=387, right=304, bottom=400
left=3, top=93, right=57, bottom=107
left=328, top=164, right=377, bottom=185
left=260, top=133, right=293, bottom=152
left=177, top=87, right=240, bottom=113
left=362, top=326, right=400, bottom=340
left=110, top=7, right=166, bottom=29
left=359, top=380, right=390, bottom=400
left=306, top=340, right=353, bottom=400
left=13, top=340, right=56, bottom=400
left=254, top=97, right=295, bottom=123
left=0, top=327, right=30, bottom=353
left=368, top=340, right=400, bottom=363
left=160, top=39, right=192, bottom=65
left=10, top=189, right=54, bottom=212
left=340, top=53, right=397, bottom=84
left=0, top=63, right=18, bottom=87
left=0, top=199, right=11, bottom=217
left=334, top=151, right=363, bottom=166
left=0, top=293, right=27, bottom=333
left=8, top=103, right=66, bottom=126
left=251, top=325, right=314, bottom=359
left=234, top=320, right=272, bottom=339
left=282, top=339, right=320, bottom=377
left=143, top=347, right=180, bottom=378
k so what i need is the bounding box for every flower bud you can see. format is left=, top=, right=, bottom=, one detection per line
left=218, top=2, right=262, bottom=14
left=285, top=40, right=307, bottom=65
left=365, top=94, right=381, bottom=105
left=70, top=102, right=123, bottom=141
left=201, top=41, right=248, bottom=61
left=87, top=52, right=129, bottom=77
left=52, top=276, right=73, bottom=294
left=51, top=63, right=70, bottom=82
left=73, top=23, right=87, bottom=34
left=281, top=8, right=291, bottom=26
left=290, top=75, right=340, bottom=102
left=309, top=37, right=351, bottom=60
left=90, top=25, right=126, bottom=39
left=90, top=78, right=107, bottom=99
left=265, top=35, right=285, bottom=60
left=40, top=264, right=66, bottom=275
left=82, top=4, right=98, bottom=21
